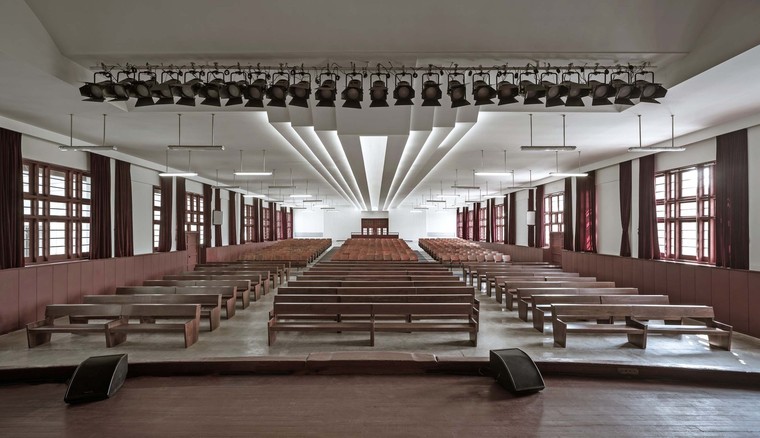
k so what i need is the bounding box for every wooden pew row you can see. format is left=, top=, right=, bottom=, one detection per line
left=163, top=275, right=260, bottom=303
left=300, top=272, right=455, bottom=279
left=144, top=279, right=253, bottom=306
left=485, top=275, right=586, bottom=297
left=26, top=304, right=201, bottom=348
left=533, top=294, right=669, bottom=332
left=195, top=263, right=289, bottom=286
left=287, top=280, right=465, bottom=288
left=482, top=270, right=573, bottom=293
left=500, top=280, right=613, bottom=309
left=178, top=270, right=272, bottom=294
left=463, top=263, right=559, bottom=284
left=268, top=303, right=478, bottom=347
left=294, top=276, right=462, bottom=282
left=277, top=286, right=475, bottom=295
left=83, top=294, right=222, bottom=331
left=515, top=287, right=639, bottom=322
left=117, top=286, right=237, bottom=319
left=551, top=304, right=733, bottom=350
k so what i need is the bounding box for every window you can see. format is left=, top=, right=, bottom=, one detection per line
left=23, top=160, right=90, bottom=263
left=286, top=210, right=293, bottom=239
left=456, top=211, right=463, bottom=238
left=543, top=192, right=564, bottom=247
left=494, top=203, right=505, bottom=242
left=262, top=207, right=271, bottom=241
left=655, top=163, right=714, bottom=263
left=467, top=210, right=474, bottom=240
left=152, top=186, right=161, bottom=251
left=244, top=204, right=255, bottom=242
left=479, top=207, right=487, bottom=241
left=276, top=209, right=284, bottom=240
left=186, top=193, right=204, bottom=245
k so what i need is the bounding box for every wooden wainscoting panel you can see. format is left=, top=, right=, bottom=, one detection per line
left=0, top=270, right=19, bottom=334
left=679, top=265, right=697, bottom=304
left=18, top=268, right=37, bottom=326
left=694, top=266, right=712, bottom=306
left=67, top=263, right=82, bottom=304
left=710, top=269, right=731, bottom=323
left=36, top=266, right=53, bottom=320
left=52, top=265, right=68, bottom=304
left=728, top=270, right=749, bottom=334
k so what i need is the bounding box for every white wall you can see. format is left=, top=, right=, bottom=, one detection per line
left=596, top=165, right=622, bottom=256
left=748, top=125, right=760, bottom=271
left=294, top=208, right=324, bottom=237
left=323, top=209, right=361, bottom=242
left=131, top=166, right=159, bottom=255
left=426, top=209, right=456, bottom=237
left=389, top=209, right=426, bottom=241
left=515, top=190, right=529, bottom=246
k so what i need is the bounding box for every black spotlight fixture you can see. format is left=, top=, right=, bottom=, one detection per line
left=541, top=71, right=566, bottom=107
left=223, top=70, right=247, bottom=106
left=447, top=72, right=470, bottom=108
left=519, top=70, right=545, bottom=105
left=79, top=71, right=114, bottom=102
left=172, top=71, right=204, bottom=106
left=288, top=72, right=312, bottom=108
left=199, top=73, right=225, bottom=107
left=472, top=72, right=496, bottom=106
left=266, top=71, right=290, bottom=107
left=610, top=71, right=639, bottom=106
left=587, top=70, right=613, bottom=106
left=151, top=71, right=178, bottom=105
left=393, top=73, right=415, bottom=106
left=369, top=72, right=389, bottom=107
left=635, top=72, right=667, bottom=104
left=420, top=73, right=442, bottom=106
left=561, top=71, right=588, bottom=107
left=106, top=70, right=136, bottom=102
left=132, top=71, right=157, bottom=107
left=495, top=71, right=518, bottom=105
left=341, top=72, right=364, bottom=109
left=315, top=72, right=338, bottom=107
left=243, top=77, right=267, bottom=108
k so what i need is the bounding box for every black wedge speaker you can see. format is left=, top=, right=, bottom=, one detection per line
left=490, top=348, right=545, bottom=395
left=64, top=354, right=128, bottom=404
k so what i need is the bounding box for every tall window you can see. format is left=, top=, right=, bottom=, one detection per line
left=543, top=192, right=564, bottom=246
left=262, top=207, right=271, bottom=241
left=286, top=210, right=293, bottom=239
left=494, top=203, right=505, bottom=242
left=22, top=160, right=90, bottom=263
left=656, top=163, right=715, bottom=263
left=456, top=211, right=463, bottom=238
left=152, top=186, right=161, bottom=251
left=276, top=209, right=284, bottom=240
left=479, top=207, right=487, bottom=241
left=467, top=210, right=474, bottom=240
left=186, top=193, right=204, bottom=245
left=244, top=204, right=254, bottom=242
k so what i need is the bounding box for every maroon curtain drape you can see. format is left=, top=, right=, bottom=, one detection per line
left=638, top=155, right=660, bottom=259
left=563, top=178, right=574, bottom=251
left=575, top=171, right=597, bottom=253
left=214, top=188, right=222, bottom=246
left=535, top=185, right=544, bottom=248
left=472, top=203, right=481, bottom=241
left=462, top=207, right=469, bottom=240
left=157, top=176, right=173, bottom=252
left=90, top=153, right=112, bottom=259
left=280, top=206, right=287, bottom=240
left=229, top=192, right=237, bottom=246
left=240, top=196, right=246, bottom=243
left=202, top=184, right=212, bottom=249
left=619, top=161, right=632, bottom=257
left=715, top=129, right=749, bottom=269
left=0, top=128, right=23, bottom=269
left=489, top=199, right=496, bottom=242
left=527, top=189, right=535, bottom=247
left=114, top=160, right=133, bottom=257
left=175, top=178, right=186, bottom=251
left=252, top=198, right=260, bottom=242
left=257, top=198, right=264, bottom=242
left=502, top=196, right=508, bottom=243
left=288, top=207, right=294, bottom=239
left=507, top=193, right=516, bottom=245
left=270, top=202, right=277, bottom=241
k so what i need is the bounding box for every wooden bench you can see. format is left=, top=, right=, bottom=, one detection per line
left=268, top=302, right=478, bottom=346
left=146, top=279, right=254, bottom=306
left=163, top=275, right=257, bottom=304
left=516, top=287, right=639, bottom=321
left=489, top=275, right=589, bottom=297
left=531, top=293, right=665, bottom=332
left=287, top=280, right=464, bottom=288
left=178, top=270, right=272, bottom=295
left=277, top=286, right=475, bottom=295
left=196, top=264, right=287, bottom=287
left=84, top=294, right=222, bottom=331
left=551, top=304, right=732, bottom=350
left=117, top=286, right=237, bottom=319
left=484, top=270, right=576, bottom=294
left=501, top=281, right=616, bottom=310
left=27, top=304, right=202, bottom=348
left=477, top=268, right=567, bottom=291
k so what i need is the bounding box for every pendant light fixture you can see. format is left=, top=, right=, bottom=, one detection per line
left=628, top=114, right=685, bottom=152
left=290, top=179, right=313, bottom=198
left=167, top=113, right=225, bottom=150
left=160, top=114, right=198, bottom=177
left=520, top=113, right=577, bottom=151
left=269, top=168, right=296, bottom=189
left=475, top=149, right=514, bottom=176
left=548, top=115, right=588, bottom=177
left=235, top=149, right=274, bottom=176
left=59, top=114, right=118, bottom=151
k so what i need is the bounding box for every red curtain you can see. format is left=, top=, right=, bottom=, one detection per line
left=535, top=185, right=544, bottom=248
left=0, top=128, right=23, bottom=269
left=619, top=161, right=632, bottom=257
left=472, top=203, right=480, bottom=241
left=240, top=196, right=246, bottom=243
left=175, top=177, right=186, bottom=251
left=563, top=178, right=573, bottom=251
left=507, top=193, right=516, bottom=245
left=488, top=199, right=496, bottom=242
left=281, top=206, right=288, bottom=239
left=229, top=192, right=237, bottom=246
left=527, top=189, right=535, bottom=247
left=157, top=176, right=173, bottom=252
left=574, top=171, right=597, bottom=253
left=270, top=202, right=277, bottom=241
left=502, top=196, right=508, bottom=243
left=637, top=155, right=660, bottom=259
left=252, top=198, right=260, bottom=242
left=214, top=188, right=222, bottom=246
left=114, top=160, right=133, bottom=257
left=257, top=198, right=264, bottom=242
left=288, top=207, right=294, bottom=239
left=90, top=153, right=112, bottom=259
left=202, top=184, right=212, bottom=249
left=715, top=129, right=749, bottom=269
left=462, top=207, right=469, bottom=240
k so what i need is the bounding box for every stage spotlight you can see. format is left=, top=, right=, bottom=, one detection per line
left=79, top=81, right=112, bottom=102
left=636, top=80, right=667, bottom=104
left=172, top=78, right=202, bottom=106
left=266, top=78, right=289, bottom=107
left=199, top=78, right=225, bottom=107
left=244, top=78, right=267, bottom=108
left=497, top=81, right=519, bottom=105
left=151, top=72, right=178, bottom=105
left=132, top=78, right=156, bottom=107
left=610, top=79, right=638, bottom=106
left=520, top=80, right=545, bottom=105
left=447, top=75, right=470, bottom=108
left=224, top=80, right=245, bottom=106
left=421, top=73, right=442, bottom=106
left=472, top=80, right=496, bottom=105
left=342, top=79, right=363, bottom=109
left=108, top=79, right=134, bottom=102
left=315, top=79, right=337, bottom=107
left=288, top=80, right=311, bottom=108
left=564, top=82, right=589, bottom=107
left=588, top=80, right=614, bottom=106
left=393, top=79, right=414, bottom=106
left=370, top=80, right=389, bottom=107
left=544, top=82, right=568, bottom=107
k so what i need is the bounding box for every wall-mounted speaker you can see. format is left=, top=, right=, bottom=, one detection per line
left=64, top=354, right=128, bottom=404
left=489, top=348, right=545, bottom=395
left=212, top=210, right=223, bottom=225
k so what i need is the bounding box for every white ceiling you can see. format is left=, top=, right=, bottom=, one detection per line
left=2, top=0, right=760, bottom=209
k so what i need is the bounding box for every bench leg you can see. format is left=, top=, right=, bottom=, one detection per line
left=532, top=310, right=545, bottom=333
left=253, top=284, right=261, bottom=301
left=627, top=332, right=647, bottom=349
left=267, top=320, right=277, bottom=346
left=106, top=320, right=128, bottom=347
left=26, top=330, right=51, bottom=348
left=708, top=333, right=732, bottom=350
left=469, top=330, right=478, bottom=347
left=183, top=320, right=199, bottom=348
left=506, top=292, right=515, bottom=311
left=241, top=290, right=251, bottom=309
left=209, top=307, right=221, bottom=331
left=553, top=321, right=567, bottom=347
left=517, top=301, right=529, bottom=322
left=225, top=299, right=236, bottom=319
left=370, top=318, right=375, bottom=347
left=495, top=285, right=503, bottom=304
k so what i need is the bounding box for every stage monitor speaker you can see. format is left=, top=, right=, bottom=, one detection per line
left=490, top=348, right=545, bottom=395
left=212, top=210, right=223, bottom=225
left=64, top=354, right=128, bottom=404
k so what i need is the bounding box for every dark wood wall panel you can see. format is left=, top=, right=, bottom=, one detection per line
left=666, top=264, right=681, bottom=304
left=710, top=269, right=730, bottom=323
left=36, top=266, right=53, bottom=320
left=653, top=263, right=668, bottom=297
left=679, top=266, right=696, bottom=304
left=92, top=260, right=105, bottom=296
left=0, top=270, right=19, bottom=334
left=52, top=265, right=68, bottom=305
left=728, top=271, right=749, bottom=334
left=639, top=260, right=655, bottom=294
left=67, top=264, right=81, bottom=304
left=694, top=268, right=712, bottom=306
left=748, top=272, right=760, bottom=337
left=18, top=269, right=37, bottom=326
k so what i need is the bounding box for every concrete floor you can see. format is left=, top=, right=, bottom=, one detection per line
left=1, top=263, right=759, bottom=373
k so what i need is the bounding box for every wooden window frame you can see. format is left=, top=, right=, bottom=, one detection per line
left=244, top=204, right=255, bottom=242
left=494, top=203, right=505, bottom=242
left=186, top=193, right=204, bottom=246
left=543, top=192, right=565, bottom=247
left=152, top=186, right=161, bottom=252
left=466, top=210, right=474, bottom=240
left=456, top=211, right=463, bottom=238
left=262, top=207, right=271, bottom=241
left=479, top=207, right=487, bottom=242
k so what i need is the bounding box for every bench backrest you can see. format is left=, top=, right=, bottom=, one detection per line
left=273, top=294, right=475, bottom=304
left=600, top=295, right=669, bottom=305
left=174, top=286, right=236, bottom=296
left=532, top=294, right=665, bottom=307
left=164, top=274, right=261, bottom=283
left=552, top=304, right=715, bottom=320
left=84, top=294, right=221, bottom=307
left=120, top=304, right=201, bottom=319
left=117, top=286, right=177, bottom=295
left=288, top=280, right=463, bottom=288
left=506, top=281, right=615, bottom=290
left=45, top=304, right=123, bottom=318
left=144, top=279, right=250, bottom=291
left=277, top=286, right=473, bottom=295
left=516, top=287, right=638, bottom=301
